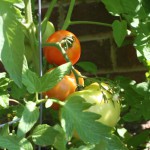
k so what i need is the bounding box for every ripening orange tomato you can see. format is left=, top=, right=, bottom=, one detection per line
left=43, top=30, right=81, bottom=65
left=43, top=68, right=84, bottom=109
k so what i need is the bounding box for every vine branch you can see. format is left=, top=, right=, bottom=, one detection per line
left=61, top=0, right=75, bottom=30
left=70, top=21, right=112, bottom=27
left=42, top=0, right=57, bottom=34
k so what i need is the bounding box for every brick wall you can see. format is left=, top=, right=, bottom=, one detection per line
left=0, top=0, right=147, bottom=82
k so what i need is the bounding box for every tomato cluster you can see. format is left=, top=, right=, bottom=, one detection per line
left=43, top=29, right=120, bottom=129
left=43, top=29, right=83, bottom=109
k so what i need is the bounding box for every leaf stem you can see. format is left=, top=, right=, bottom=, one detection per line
left=24, top=0, right=33, bottom=23
left=36, top=98, right=65, bottom=106
left=61, top=0, right=75, bottom=30
left=24, top=0, right=40, bottom=73
left=35, top=92, right=39, bottom=102
left=9, top=99, right=24, bottom=107
left=72, top=67, right=80, bottom=89
left=70, top=21, right=112, bottom=27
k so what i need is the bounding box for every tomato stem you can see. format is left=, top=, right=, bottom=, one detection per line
left=35, top=92, right=39, bottom=102
left=36, top=98, right=65, bottom=106
left=70, top=21, right=112, bottom=27
left=42, top=42, right=81, bottom=89
left=41, top=0, right=57, bottom=35
left=72, top=67, right=82, bottom=90
left=42, top=42, right=71, bottom=63
left=61, top=0, right=75, bottom=30
left=9, top=99, right=24, bottom=107
left=24, top=0, right=33, bottom=23
left=24, top=0, right=40, bottom=73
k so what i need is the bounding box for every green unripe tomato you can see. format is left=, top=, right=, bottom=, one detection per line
left=68, top=82, right=121, bottom=127
left=42, top=21, right=55, bottom=42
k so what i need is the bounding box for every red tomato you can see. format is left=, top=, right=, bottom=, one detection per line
left=43, top=69, right=84, bottom=110
left=43, top=30, right=81, bottom=65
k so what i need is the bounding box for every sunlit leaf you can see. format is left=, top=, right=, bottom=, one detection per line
left=101, top=0, right=123, bottom=16
left=61, top=96, right=111, bottom=144
left=0, top=94, right=9, bottom=108
left=32, top=124, right=58, bottom=146
left=0, top=135, right=33, bottom=150
left=0, top=1, right=24, bottom=87
left=22, top=62, right=72, bottom=93
left=94, top=134, right=128, bottom=150
left=17, top=101, right=39, bottom=137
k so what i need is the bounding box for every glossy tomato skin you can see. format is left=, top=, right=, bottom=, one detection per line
left=43, top=69, right=84, bottom=110
left=68, top=82, right=121, bottom=127
left=43, top=30, right=81, bottom=65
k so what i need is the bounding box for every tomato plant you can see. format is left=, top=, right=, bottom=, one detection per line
left=1, top=0, right=150, bottom=149
left=43, top=30, right=81, bottom=65
left=43, top=68, right=84, bottom=109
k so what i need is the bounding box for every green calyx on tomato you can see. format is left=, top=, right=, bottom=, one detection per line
left=68, top=82, right=121, bottom=127
left=43, top=30, right=81, bottom=65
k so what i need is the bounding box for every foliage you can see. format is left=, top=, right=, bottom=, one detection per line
left=0, top=0, right=150, bottom=149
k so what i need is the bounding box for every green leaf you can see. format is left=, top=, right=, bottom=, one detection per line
left=0, top=135, right=33, bottom=150
left=127, top=130, right=150, bottom=148
left=22, top=62, right=72, bottom=93
left=101, top=0, right=124, bottom=16
left=76, top=61, right=98, bottom=74
left=0, top=72, right=6, bottom=78
left=0, top=73, right=9, bottom=91
left=94, top=134, right=128, bottom=150
left=69, top=135, right=128, bottom=150
left=31, top=124, right=58, bottom=147
left=2, top=0, right=25, bottom=9
left=9, top=82, right=27, bottom=100
left=17, top=101, right=39, bottom=137
left=70, top=145, right=95, bottom=150
left=53, top=124, right=67, bottom=150
left=102, top=0, right=141, bottom=17
left=136, top=44, right=150, bottom=63
left=121, top=0, right=141, bottom=17
left=142, top=0, right=150, bottom=14
left=0, top=124, right=9, bottom=136
left=133, top=82, right=150, bottom=96
left=0, top=1, right=24, bottom=87
left=60, top=96, right=111, bottom=144
left=2, top=0, right=23, bottom=3
left=123, top=108, right=142, bottom=122
left=112, top=20, right=127, bottom=47
left=0, top=94, right=9, bottom=108
left=0, top=73, right=9, bottom=108
left=0, top=135, right=21, bottom=150
left=141, top=98, right=150, bottom=120
left=19, top=138, right=33, bottom=150
left=40, top=62, right=72, bottom=92
left=22, top=69, right=40, bottom=93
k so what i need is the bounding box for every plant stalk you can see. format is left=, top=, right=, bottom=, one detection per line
left=61, top=0, right=75, bottom=30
